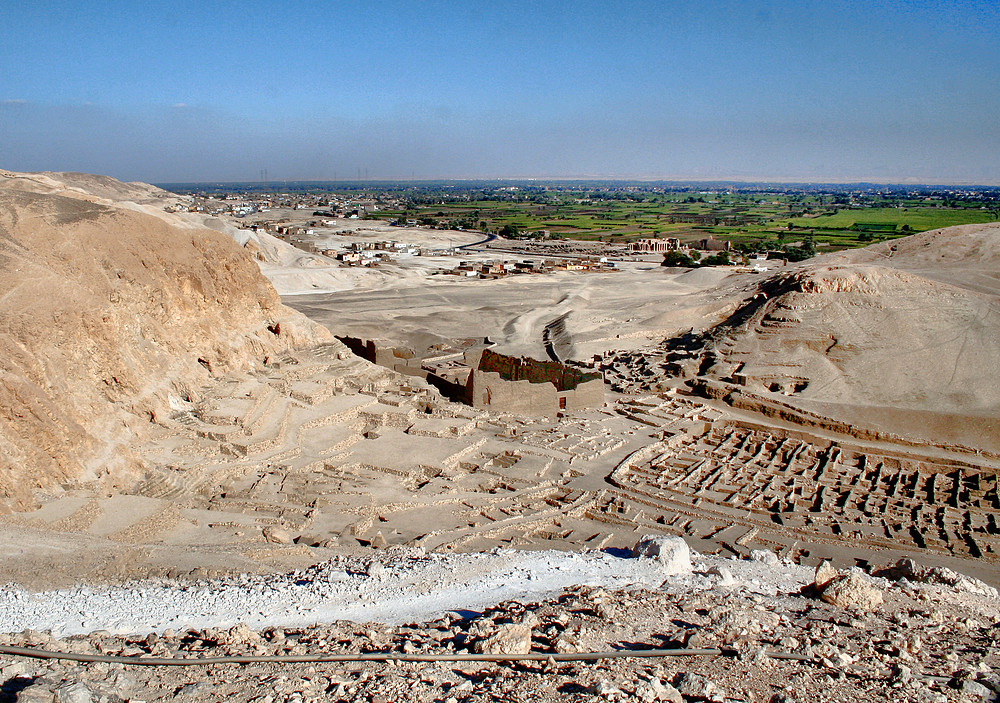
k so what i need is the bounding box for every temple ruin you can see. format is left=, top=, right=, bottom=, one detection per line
left=427, top=348, right=604, bottom=416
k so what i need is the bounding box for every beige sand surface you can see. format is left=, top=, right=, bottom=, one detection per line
left=288, top=265, right=741, bottom=361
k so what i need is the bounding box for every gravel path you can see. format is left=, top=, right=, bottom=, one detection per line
left=0, top=548, right=814, bottom=638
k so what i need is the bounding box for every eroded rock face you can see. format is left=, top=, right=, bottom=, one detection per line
left=0, top=171, right=333, bottom=509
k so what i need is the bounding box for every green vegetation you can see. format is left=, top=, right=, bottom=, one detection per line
left=164, top=180, right=1000, bottom=252
left=370, top=184, right=999, bottom=251
left=701, top=251, right=731, bottom=266
left=780, top=207, right=994, bottom=233
left=661, top=250, right=700, bottom=267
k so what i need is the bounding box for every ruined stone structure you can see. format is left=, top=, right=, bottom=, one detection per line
left=598, top=395, right=1000, bottom=567
left=628, top=238, right=681, bottom=253
left=335, top=335, right=425, bottom=376
left=463, top=349, right=604, bottom=416
left=698, top=236, right=732, bottom=251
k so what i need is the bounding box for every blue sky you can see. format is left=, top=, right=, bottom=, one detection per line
left=1, top=0, right=998, bottom=183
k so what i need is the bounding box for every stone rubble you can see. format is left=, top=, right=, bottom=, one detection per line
left=0, top=552, right=995, bottom=703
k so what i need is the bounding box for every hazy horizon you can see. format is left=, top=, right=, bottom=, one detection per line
left=150, top=177, right=1000, bottom=189
left=3, top=0, right=998, bottom=185
left=10, top=171, right=1000, bottom=189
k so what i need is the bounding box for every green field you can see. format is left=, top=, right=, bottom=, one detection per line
left=392, top=194, right=998, bottom=252
left=178, top=180, right=997, bottom=254
left=780, top=207, right=995, bottom=232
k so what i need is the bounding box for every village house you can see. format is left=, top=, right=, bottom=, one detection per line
left=698, top=236, right=732, bottom=252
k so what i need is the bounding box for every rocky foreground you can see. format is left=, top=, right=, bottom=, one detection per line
left=0, top=547, right=996, bottom=703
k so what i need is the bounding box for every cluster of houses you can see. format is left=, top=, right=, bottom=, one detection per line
left=167, top=189, right=405, bottom=220
left=448, top=257, right=616, bottom=279
left=330, top=241, right=419, bottom=267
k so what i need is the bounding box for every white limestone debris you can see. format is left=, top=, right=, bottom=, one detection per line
left=632, top=535, right=692, bottom=574
left=0, top=560, right=997, bottom=703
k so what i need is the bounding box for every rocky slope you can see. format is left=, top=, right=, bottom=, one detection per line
left=711, top=259, right=1000, bottom=413
left=605, top=224, right=1000, bottom=450
left=0, top=171, right=333, bottom=511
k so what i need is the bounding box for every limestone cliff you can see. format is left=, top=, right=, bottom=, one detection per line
left=0, top=170, right=333, bottom=510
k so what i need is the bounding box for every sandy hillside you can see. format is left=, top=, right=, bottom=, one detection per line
left=1, top=171, right=174, bottom=204
left=695, top=224, right=1000, bottom=446
left=0, top=170, right=333, bottom=510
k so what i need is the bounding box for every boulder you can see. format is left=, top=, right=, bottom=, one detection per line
left=595, top=680, right=623, bottom=698
left=750, top=549, right=779, bottom=566
left=814, top=560, right=838, bottom=589
left=294, top=533, right=326, bottom=547
left=632, top=535, right=692, bottom=574
left=646, top=679, right=683, bottom=703
left=708, top=565, right=736, bottom=587
left=472, top=621, right=534, bottom=655
left=961, top=680, right=992, bottom=699
left=675, top=673, right=726, bottom=702
left=226, top=623, right=262, bottom=646
left=53, top=683, right=93, bottom=703
left=14, top=687, right=55, bottom=703
left=262, top=526, right=293, bottom=544
left=819, top=572, right=884, bottom=611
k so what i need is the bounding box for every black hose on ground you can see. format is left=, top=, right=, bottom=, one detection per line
left=0, top=644, right=817, bottom=667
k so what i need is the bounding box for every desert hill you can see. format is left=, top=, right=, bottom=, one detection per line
left=187, top=213, right=357, bottom=294
left=0, top=170, right=174, bottom=204
left=0, top=170, right=333, bottom=510
left=699, top=223, right=1000, bottom=449
left=822, top=221, right=1000, bottom=297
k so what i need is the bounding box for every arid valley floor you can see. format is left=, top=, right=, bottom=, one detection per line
left=0, top=171, right=997, bottom=702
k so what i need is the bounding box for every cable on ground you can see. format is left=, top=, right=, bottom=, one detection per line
left=0, top=644, right=817, bottom=667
